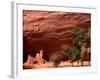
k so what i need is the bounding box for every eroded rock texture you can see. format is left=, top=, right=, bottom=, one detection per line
left=23, top=10, right=91, bottom=60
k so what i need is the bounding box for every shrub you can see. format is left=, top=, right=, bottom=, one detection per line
left=65, top=47, right=80, bottom=66
left=50, top=53, right=62, bottom=68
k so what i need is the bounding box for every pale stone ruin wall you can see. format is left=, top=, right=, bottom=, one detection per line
left=25, top=50, right=46, bottom=65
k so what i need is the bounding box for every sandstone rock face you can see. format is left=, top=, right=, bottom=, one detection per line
left=23, top=10, right=91, bottom=59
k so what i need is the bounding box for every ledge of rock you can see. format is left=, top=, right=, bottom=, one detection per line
left=23, top=10, right=91, bottom=59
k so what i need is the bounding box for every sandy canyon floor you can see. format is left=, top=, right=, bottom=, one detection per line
left=23, top=61, right=90, bottom=69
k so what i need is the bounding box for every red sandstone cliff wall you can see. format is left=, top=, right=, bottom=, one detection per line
left=23, top=10, right=91, bottom=59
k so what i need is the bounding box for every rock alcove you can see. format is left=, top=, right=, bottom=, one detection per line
left=23, top=10, right=91, bottom=61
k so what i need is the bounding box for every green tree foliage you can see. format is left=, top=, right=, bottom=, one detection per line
left=73, top=27, right=90, bottom=66
left=73, top=27, right=90, bottom=48
left=61, top=44, right=70, bottom=56
left=73, top=27, right=84, bottom=47
left=61, top=44, right=80, bottom=66
left=61, top=27, right=90, bottom=66
left=68, top=47, right=80, bottom=62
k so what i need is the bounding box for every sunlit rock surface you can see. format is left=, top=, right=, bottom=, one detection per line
left=23, top=10, right=91, bottom=59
